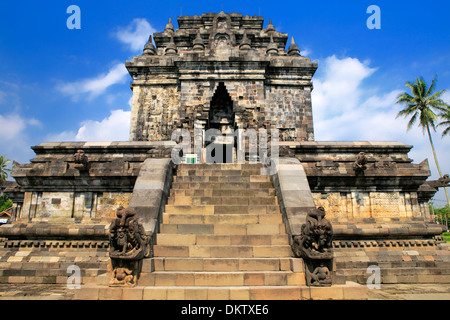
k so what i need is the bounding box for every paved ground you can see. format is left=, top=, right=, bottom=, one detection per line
left=0, top=284, right=75, bottom=300
left=367, top=283, right=450, bottom=300
left=0, top=283, right=449, bottom=300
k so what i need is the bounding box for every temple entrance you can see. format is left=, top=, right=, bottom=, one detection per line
left=205, top=82, right=236, bottom=163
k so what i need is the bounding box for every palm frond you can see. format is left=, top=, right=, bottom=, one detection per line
left=442, top=126, right=450, bottom=137
left=406, top=111, right=419, bottom=131
left=437, top=107, right=450, bottom=137
left=396, top=75, right=449, bottom=135
left=426, top=75, right=438, bottom=97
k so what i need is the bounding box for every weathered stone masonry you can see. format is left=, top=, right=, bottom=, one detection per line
left=127, top=12, right=316, bottom=142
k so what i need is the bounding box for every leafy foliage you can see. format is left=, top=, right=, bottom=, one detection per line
left=396, top=75, right=450, bottom=209
left=0, top=196, right=12, bottom=213
left=437, top=106, right=450, bottom=137
left=0, top=155, right=11, bottom=181
left=396, top=75, right=448, bottom=133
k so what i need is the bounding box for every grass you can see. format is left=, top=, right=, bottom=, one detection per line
left=443, top=232, right=450, bottom=243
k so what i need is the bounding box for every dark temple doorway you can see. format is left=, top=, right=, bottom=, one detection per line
left=206, top=82, right=236, bottom=163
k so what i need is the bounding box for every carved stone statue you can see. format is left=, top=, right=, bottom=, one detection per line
left=73, top=149, right=89, bottom=171
left=427, top=174, right=450, bottom=188
left=108, top=206, right=150, bottom=287
left=353, top=152, right=368, bottom=174
left=292, top=206, right=334, bottom=287
left=110, top=266, right=135, bottom=287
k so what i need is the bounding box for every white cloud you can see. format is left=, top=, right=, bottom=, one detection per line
left=113, top=18, right=156, bottom=52
left=0, top=114, right=28, bottom=141
left=56, top=18, right=156, bottom=100
left=441, top=90, right=450, bottom=105
left=76, top=109, right=130, bottom=141
left=313, top=55, right=377, bottom=120
left=58, top=63, right=129, bottom=100
left=0, top=113, right=41, bottom=165
left=311, top=55, right=450, bottom=205
left=300, top=48, right=311, bottom=57
left=47, top=109, right=131, bottom=142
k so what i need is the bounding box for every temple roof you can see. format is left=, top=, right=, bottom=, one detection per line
left=152, top=12, right=291, bottom=55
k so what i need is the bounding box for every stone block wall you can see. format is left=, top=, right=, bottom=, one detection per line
left=0, top=238, right=109, bottom=286
left=332, top=241, right=450, bottom=284
left=312, top=191, right=423, bottom=220
left=127, top=11, right=317, bottom=143
left=129, top=79, right=314, bottom=142
left=19, top=191, right=132, bottom=221
left=280, top=141, right=435, bottom=221
left=11, top=142, right=175, bottom=222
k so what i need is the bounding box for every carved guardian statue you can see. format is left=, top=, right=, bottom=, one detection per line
left=353, top=152, right=368, bottom=174
left=108, top=206, right=150, bottom=287
left=73, top=149, right=89, bottom=171
left=292, top=206, right=334, bottom=287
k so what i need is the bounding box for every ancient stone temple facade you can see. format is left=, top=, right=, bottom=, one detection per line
left=127, top=12, right=316, bottom=143
left=1, top=12, right=449, bottom=300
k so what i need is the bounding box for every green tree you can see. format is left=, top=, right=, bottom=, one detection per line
left=0, top=196, right=13, bottom=213
left=0, top=155, right=11, bottom=181
left=396, top=75, right=450, bottom=208
left=437, top=106, right=450, bottom=137
left=429, top=203, right=449, bottom=231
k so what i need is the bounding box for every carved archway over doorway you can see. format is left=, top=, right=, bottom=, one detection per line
left=207, top=82, right=235, bottom=134
left=204, top=82, right=236, bottom=163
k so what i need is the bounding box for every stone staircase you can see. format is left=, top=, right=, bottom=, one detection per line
left=138, top=163, right=308, bottom=300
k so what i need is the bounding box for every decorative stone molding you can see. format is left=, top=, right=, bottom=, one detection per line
left=332, top=238, right=442, bottom=248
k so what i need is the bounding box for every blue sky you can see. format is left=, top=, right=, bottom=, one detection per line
left=1, top=0, right=449, bottom=206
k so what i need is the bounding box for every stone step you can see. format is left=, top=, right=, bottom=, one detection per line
left=152, top=245, right=293, bottom=258
left=76, top=284, right=346, bottom=300
left=178, top=163, right=263, bottom=169
left=177, top=169, right=264, bottom=177
left=167, top=196, right=278, bottom=206
left=171, top=182, right=274, bottom=190
left=147, top=257, right=303, bottom=272
left=173, top=175, right=271, bottom=183
left=159, top=223, right=286, bottom=235
left=164, top=205, right=281, bottom=215
left=135, top=285, right=309, bottom=300
left=137, top=271, right=305, bottom=287
left=177, top=163, right=263, bottom=173
left=156, top=233, right=289, bottom=246
left=170, top=188, right=276, bottom=197
left=162, top=213, right=283, bottom=225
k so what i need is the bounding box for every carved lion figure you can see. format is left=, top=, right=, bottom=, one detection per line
left=73, top=149, right=89, bottom=171
left=109, top=206, right=150, bottom=260
left=353, top=152, right=368, bottom=172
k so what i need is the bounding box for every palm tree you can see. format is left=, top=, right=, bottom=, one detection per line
left=395, top=75, right=450, bottom=208
left=0, top=155, right=11, bottom=181
left=437, top=106, right=450, bottom=137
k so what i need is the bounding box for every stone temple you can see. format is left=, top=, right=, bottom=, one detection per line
left=1, top=12, right=449, bottom=300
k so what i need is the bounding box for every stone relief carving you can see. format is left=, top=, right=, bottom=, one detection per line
left=353, top=152, right=368, bottom=174
left=427, top=174, right=450, bottom=188
left=110, top=266, right=135, bottom=287
left=292, top=206, right=334, bottom=287
left=108, top=206, right=151, bottom=287
left=73, top=149, right=89, bottom=171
